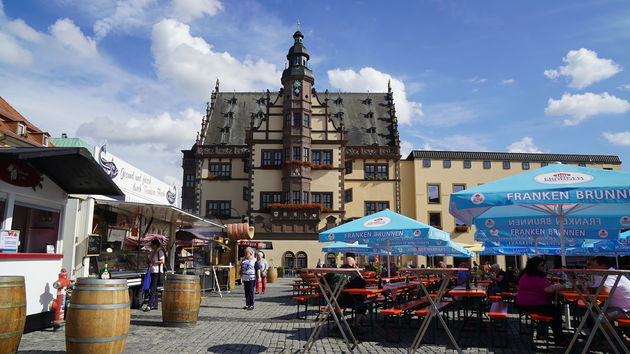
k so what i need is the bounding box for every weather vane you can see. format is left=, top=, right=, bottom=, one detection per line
left=296, top=20, right=301, bottom=31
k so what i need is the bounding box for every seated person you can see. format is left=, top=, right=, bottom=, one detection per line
left=515, top=257, right=568, bottom=345
left=588, top=256, right=630, bottom=319
left=456, top=262, right=470, bottom=287
left=335, top=256, right=367, bottom=327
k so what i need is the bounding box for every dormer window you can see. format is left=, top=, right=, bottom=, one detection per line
left=334, top=97, right=343, bottom=105
left=17, top=123, right=25, bottom=136
left=367, top=127, right=376, bottom=133
left=365, top=112, right=374, bottom=118
left=223, top=112, right=234, bottom=118
left=362, top=98, right=372, bottom=105
left=43, top=136, right=49, bottom=146
left=227, top=97, right=237, bottom=105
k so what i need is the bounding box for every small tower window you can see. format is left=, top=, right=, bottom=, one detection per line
left=293, top=113, right=302, bottom=126
left=303, top=114, right=310, bottom=128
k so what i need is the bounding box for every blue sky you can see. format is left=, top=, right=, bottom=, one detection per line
left=1, top=0, right=630, bottom=187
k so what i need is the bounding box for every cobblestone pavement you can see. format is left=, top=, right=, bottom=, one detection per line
left=18, top=278, right=606, bottom=353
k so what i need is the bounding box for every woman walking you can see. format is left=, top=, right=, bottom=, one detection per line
left=255, top=251, right=268, bottom=295
left=241, top=247, right=257, bottom=310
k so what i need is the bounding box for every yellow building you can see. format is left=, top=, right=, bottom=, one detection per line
left=182, top=31, right=400, bottom=269
left=399, top=150, right=622, bottom=269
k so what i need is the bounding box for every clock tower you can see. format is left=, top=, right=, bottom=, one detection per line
left=281, top=31, right=314, bottom=205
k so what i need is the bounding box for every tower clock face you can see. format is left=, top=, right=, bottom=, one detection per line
left=293, top=80, right=302, bottom=95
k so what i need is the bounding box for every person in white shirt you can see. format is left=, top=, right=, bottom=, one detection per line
left=589, top=256, right=630, bottom=318
left=587, top=256, right=630, bottom=348
left=145, top=239, right=165, bottom=312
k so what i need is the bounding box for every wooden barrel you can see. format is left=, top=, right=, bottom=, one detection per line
left=162, top=274, right=201, bottom=327
left=0, top=276, right=26, bottom=354
left=65, top=278, right=130, bottom=354
left=266, top=268, right=277, bottom=283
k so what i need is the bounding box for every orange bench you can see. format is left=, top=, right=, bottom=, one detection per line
left=413, top=300, right=453, bottom=343
left=488, top=301, right=509, bottom=347
left=292, top=293, right=322, bottom=319
left=520, top=311, right=553, bottom=351
left=380, top=299, right=428, bottom=341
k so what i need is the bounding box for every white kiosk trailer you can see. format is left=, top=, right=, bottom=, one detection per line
left=0, top=147, right=123, bottom=332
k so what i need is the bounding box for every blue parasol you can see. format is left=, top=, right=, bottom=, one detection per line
left=450, top=164, right=630, bottom=266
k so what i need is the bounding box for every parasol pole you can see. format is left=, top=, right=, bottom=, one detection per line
left=558, top=213, right=567, bottom=268
left=387, top=254, right=391, bottom=278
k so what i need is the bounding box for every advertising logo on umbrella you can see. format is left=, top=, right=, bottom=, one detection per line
left=621, top=216, right=630, bottom=227
left=485, top=219, right=495, bottom=228
left=490, top=229, right=499, bottom=236
left=471, top=193, right=485, bottom=205
left=598, top=229, right=609, bottom=238
left=534, top=172, right=594, bottom=185
left=413, top=229, right=422, bottom=236
left=328, top=234, right=335, bottom=241
left=363, top=217, right=391, bottom=228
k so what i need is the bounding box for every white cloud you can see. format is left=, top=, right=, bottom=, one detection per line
left=544, top=92, right=630, bottom=125
left=93, top=0, right=155, bottom=40
left=467, top=77, right=487, bottom=84
left=506, top=137, right=543, bottom=153
left=544, top=48, right=621, bottom=89
left=6, top=19, right=42, bottom=42
left=151, top=19, right=281, bottom=100
left=603, top=132, right=630, bottom=146
left=400, top=140, right=414, bottom=159
left=501, top=79, right=515, bottom=85
left=420, top=102, right=478, bottom=127
left=49, top=18, right=98, bottom=57
left=76, top=108, right=200, bottom=149
left=171, top=0, right=223, bottom=22
left=327, top=67, right=422, bottom=125
left=0, top=32, right=33, bottom=65
left=618, top=84, right=630, bottom=91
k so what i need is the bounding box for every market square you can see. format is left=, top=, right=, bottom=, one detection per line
left=2, top=1, right=630, bottom=353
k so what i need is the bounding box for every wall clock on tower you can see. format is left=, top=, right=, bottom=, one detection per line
left=293, top=80, right=302, bottom=95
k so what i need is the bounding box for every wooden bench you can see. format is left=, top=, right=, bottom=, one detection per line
left=380, top=299, right=428, bottom=342
left=413, top=300, right=453, bottom=343
left=488, top=301, right=509, bottom=347
left=291, top=293, right=321, bottom=319
left=520, top=311, right=553, bottom=351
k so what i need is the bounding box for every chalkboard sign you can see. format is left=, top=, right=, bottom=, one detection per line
left=87, top=234, right=101, bottom=256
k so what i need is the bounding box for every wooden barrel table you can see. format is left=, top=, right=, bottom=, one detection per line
left=162, top=274, right=201, bottom=327
left=0, top=276, right=26, bottom=354
left=267, top=268, right=278, bottom=283
left=65, top=278, right=130, bottom=354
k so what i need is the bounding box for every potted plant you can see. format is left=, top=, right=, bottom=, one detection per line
left=276, top=266, right=285, bottom=278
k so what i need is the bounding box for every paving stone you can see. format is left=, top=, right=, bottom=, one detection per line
left=17, top=278, right=606, bottom=353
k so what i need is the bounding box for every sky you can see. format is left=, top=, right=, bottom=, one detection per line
left=1, top=0, right=630, bottom=189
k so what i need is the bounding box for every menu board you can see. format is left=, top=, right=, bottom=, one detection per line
left=0, top=230, right=19, bottom=252
left=87, top=234, right=101, bottom=256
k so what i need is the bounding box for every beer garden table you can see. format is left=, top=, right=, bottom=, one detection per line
left=406, top=268, right=465, bottom=354
left=301, top=268, right=363, bottom=354
left=550, top=268, right=630, bottom=354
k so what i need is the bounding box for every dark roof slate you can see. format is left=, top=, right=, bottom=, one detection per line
left=201, top=91, right=397, bottom=147
left=406, top=150, right=621, bottom=164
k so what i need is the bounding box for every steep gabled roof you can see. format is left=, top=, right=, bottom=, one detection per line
left=200, top=91, right=398, bottom=147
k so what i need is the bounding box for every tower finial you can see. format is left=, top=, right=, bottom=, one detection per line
left=296, top=20, right=301, bottom=31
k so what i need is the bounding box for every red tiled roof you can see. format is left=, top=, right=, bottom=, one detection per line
left=0, top=96, right=49, bottom=147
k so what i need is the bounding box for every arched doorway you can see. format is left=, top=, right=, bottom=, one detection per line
left=296, top=251, right=307, bottom=269
left=283, top=251, right=295, bottom=269
left=326, top=252, right=337, bottom=267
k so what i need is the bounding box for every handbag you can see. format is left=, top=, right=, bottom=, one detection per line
left=142, top=267, right=152, bottom=291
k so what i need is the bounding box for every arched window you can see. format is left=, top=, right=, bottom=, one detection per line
left=326, top=252, right=337, bottom=267
left=283, top=251, right=295, bottom=269
left=296, top=251, right=308, bottom=269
